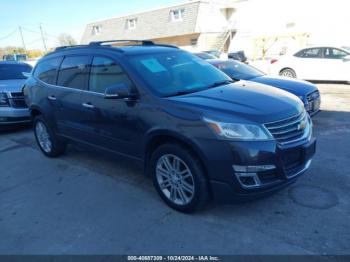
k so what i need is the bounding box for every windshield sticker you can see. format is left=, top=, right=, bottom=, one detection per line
left=141, top=59, right=167, bottom=73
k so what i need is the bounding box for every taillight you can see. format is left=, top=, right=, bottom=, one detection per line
left=271, top=59, right=278, bottom=64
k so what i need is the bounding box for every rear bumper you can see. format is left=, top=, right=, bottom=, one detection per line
left=0, top=107, right=31, bottom=125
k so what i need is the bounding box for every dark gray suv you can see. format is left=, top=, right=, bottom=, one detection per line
left=24, top=41, right=316, bottom=212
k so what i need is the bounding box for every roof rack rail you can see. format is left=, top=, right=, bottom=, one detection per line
left=55, top=45, right=88, bottom=51
left=89, top=40, right=179, bottom=49
left=89, top=40, right=155, bottom=46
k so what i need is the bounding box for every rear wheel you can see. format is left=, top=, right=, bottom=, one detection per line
left=34, top=115, right=66, bottom=157
left=150, top=143, right=209, bottom=213
left=280, top=68, right=297, bottom=78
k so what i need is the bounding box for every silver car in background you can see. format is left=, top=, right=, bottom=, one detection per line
left=0, top=62, right=32, bottom=128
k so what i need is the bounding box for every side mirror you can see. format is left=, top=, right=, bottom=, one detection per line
left=104, top=83, right=131, bottom=99
left=343, top=55, right=350, bottom=62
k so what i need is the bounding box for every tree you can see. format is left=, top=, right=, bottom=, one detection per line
left=27, top=49, right=45, bottom=59
left=57, top=33, right=77, bottom=46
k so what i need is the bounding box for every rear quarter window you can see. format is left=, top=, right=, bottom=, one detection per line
left=34, top=57, right=63, bottom=85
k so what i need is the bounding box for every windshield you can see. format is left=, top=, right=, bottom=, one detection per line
left=342, top=47, right=350, bottom=53
left=128, top=51, right=232, bottom=97
left=0, top=64, right=32, bottom=80
left=216, top=60, right=264, bottom=80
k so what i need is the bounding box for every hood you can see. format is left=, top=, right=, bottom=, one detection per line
left=0, top=79, right=27, bottom=93
left=250, top=76, right=318, bottom=96
left=169, top=81, right=304, bottom=124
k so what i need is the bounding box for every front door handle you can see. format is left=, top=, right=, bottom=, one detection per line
left=82, top=102, right=95, bottom=109
left=48, top=95, right=57, bottom=101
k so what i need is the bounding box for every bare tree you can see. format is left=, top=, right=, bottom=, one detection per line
left=57, top=33, right=77, bottom=46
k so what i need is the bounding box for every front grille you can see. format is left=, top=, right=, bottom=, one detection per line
left=265, top=111, right=308, bottom=144
left=9, top=92, right=27, bottom=108
left=307, top=91, right=320, bottom=103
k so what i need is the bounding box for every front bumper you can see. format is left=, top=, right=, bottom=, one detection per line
left=195, top=137, right=316, bottom=203
left=305, top=98, right=321, bottom=117
left=0, top=107, right=31, bottom=125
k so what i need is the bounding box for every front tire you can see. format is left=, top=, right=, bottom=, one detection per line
left=150, top=143, right=209, bottom=213
left=280, top=68, right=297, bottom=78
left=33, top=115, right=66, bottom=158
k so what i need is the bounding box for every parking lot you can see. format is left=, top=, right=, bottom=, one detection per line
left=0, top=83, right=349, bottom=255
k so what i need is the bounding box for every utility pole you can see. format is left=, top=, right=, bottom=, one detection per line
left=18, top=26, right=27, bottom=53
left=39, top=23, right=48, bottom=52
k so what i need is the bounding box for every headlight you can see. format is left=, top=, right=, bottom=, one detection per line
left=0, top=92, right=9, bottom=107
left=203, top=117, right=273, bottom=141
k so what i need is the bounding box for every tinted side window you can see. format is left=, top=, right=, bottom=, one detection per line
left=89, top=56, right=134, bottom=94
left=295, top=48, right=321, bottom=58
left=324, top=48, right=348, bottom=59
left=34, top=57, right=62, bottom=85
left=57, top=56, right=90, bottom=89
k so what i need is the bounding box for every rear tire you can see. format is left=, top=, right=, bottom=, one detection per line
left=150, top=143, right=209, bottom=213
left=280, top=68, right=297, bottom=78
left=33, top=115, right=66, bottom=158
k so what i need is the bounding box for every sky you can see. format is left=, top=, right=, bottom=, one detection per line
left=0, top=0, right=184, bottom=50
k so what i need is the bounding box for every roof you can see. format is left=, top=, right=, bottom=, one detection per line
left=44, top=42, right=181, bottom=59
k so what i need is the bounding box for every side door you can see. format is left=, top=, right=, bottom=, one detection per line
left=32, top=56, right=63, bottom=128
left=322, top=48, right=349, bottom=81
left=293, top=48, right=323, bottom=80
left=80, top=55, right=142, bottom=158
left=52, top=55, right=91, bottom=139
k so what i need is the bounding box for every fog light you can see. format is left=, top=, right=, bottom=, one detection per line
left=233, top=165, right=276, bottom=173
left=235, top=172, right=261, bottom=188
left=233, top=165, right=276, bottom=188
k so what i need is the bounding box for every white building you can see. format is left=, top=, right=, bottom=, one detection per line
left=81, top=0, right=350, bottom=59
left=81, top=0, right=241, bottom=52
left=231, top=0, right=350, bottom=59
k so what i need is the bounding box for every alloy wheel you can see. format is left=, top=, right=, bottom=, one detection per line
left=156, top=154, right=195, bottom=206
left=35, top=121, right=52, bottom=153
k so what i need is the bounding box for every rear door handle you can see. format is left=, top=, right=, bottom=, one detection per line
left=48, top=95, right=57, bottom=101
left=82, top=102, right=95, bottom=109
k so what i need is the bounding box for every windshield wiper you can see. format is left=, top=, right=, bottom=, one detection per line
left=207, top=79, right=235, bottom=88
left=164, top=80, right=235, bottom=98
left=164, top=89, right=204, bottom=98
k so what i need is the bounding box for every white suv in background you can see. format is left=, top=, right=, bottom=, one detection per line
left=271, top=46, right=350, bottom=83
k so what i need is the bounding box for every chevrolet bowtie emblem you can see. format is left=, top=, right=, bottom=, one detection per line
left=298, top=120, right=307, bottom=131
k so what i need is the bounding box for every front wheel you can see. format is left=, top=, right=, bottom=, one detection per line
left=150, top=143, right=209, bottom=213
left=34, top=115, right=66, bottom=157
left=280, top=68, right=297, bottom=78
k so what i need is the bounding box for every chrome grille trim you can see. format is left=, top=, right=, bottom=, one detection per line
left=307, top=91, right=320, bottom=102
left=264, top=111, right=309, bottom=144
left=8, top=92, right=27, bottom=108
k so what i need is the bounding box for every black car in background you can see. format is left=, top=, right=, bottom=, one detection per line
left=228, top=51, right=248, bottom=63
left=208, top=59, right=321, bottom=116
left=24, top=41, right=316, bottom=212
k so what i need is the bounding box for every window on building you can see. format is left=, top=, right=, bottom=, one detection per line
left=92, top=25, right=102, bottom=35
left=34, top=57, right=63, bottom=85
left=190, top=39, right=198, bottom=47
left=89, top=56, right=134, bottom=94
left=126, top=18, right=137, bottom=30
left=170, top=9, right=185, bottom=22
left=57, top=56, right=90, bottom=90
